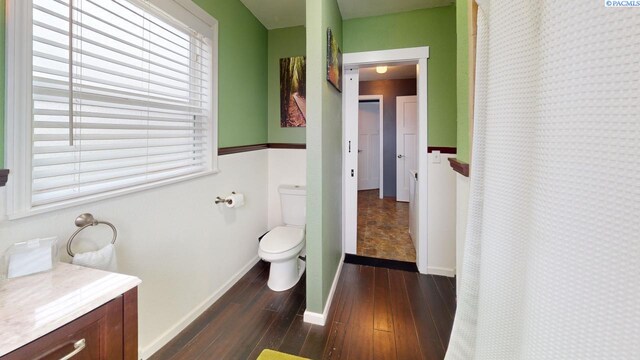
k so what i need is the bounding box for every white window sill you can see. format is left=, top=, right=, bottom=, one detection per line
left=5, top=168, right=220, bottom=221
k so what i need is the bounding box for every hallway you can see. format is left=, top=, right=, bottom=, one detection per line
left=357, top=190, right=416, bottom=262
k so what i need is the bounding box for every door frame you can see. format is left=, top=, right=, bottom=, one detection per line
left=358, top=95, right=384, bottom=199
left=342, top=47, right=429, bottom=273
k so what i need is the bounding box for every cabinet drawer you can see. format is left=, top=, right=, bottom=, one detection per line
left=2, top=292, right=132, bottom=360
left=32, top=318, right=104, bottom=360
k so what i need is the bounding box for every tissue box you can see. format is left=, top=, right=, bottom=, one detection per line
left=1, top=237, right=59, bottom=280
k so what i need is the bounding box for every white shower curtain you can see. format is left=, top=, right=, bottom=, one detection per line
left=446, top=1, right=639, bottom=359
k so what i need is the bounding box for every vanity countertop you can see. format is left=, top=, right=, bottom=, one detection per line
left=0, top=262, right=141, bottom=356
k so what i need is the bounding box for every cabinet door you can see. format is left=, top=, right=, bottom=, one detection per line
left=3, top=297, right=124, bottom=360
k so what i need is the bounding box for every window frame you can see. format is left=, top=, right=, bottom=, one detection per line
left=5, top=0, right=219, bottom=219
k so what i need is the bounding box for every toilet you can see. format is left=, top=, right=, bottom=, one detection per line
left=259, top=185, right=306, bottom=291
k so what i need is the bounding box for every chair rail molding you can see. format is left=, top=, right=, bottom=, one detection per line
left=448, top=158, right=469, bottom=177
left=219, top=143, right=306, bottom=155
left=0, top=170, right=10, bottom=187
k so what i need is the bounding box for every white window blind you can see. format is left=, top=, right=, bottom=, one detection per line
left=31, top=0, right=212, bottom=207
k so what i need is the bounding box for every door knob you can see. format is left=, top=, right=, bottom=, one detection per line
left=397, top=154, right=404, bottom=158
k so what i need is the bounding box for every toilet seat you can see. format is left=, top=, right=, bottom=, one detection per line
left=260, top=226, right=304, bottom=254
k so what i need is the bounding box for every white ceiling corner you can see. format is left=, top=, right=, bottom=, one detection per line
left=239, top=0, right=454, bottom=30
left=337, top=0, right=454, bottom=20
left=240, top=0, right=305, bottom=30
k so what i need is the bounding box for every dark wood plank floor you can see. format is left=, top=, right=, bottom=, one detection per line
left=150, top=261, right=456, bottom=360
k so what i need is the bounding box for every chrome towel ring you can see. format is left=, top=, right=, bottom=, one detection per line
left=66, top=213, right=117, bottom=257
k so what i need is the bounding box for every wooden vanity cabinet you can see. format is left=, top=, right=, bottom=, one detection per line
left=2, top=288, right=138, bottom=360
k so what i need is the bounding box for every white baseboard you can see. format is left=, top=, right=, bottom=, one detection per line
left=303, top=310, right=325, bottom=326
left=303, top=253, right=345, bottom=326
left=140, top=256, right=261, bottom=359
left=427, top=265, right=456, bottom=277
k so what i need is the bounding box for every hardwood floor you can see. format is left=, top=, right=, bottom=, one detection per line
left=150, top=260, right=456, bottom=360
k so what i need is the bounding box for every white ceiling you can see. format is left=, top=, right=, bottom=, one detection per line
left=338, top=0, right=454, bottom=20
left=239, top=0, right=453, bottom=30
left=239, top=0, right=305, bottom=30
left=359, top=64, right=417, bottom=82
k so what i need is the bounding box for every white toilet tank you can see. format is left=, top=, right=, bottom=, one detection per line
left=279, top=185, right=306, bottom=226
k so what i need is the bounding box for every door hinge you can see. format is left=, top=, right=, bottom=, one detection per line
left=348, top=141, right=351, bottom=153
left=351, top=169, right=354, bottom=177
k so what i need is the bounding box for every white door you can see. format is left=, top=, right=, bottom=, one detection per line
left=358, top=101, right=381, bottom=190
left=396, top=96, right=417, bottom=202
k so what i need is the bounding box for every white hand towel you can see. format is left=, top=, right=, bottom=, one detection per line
left=72, top=243, right=118, bottom=272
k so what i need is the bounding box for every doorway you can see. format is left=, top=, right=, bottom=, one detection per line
left=356, top=77, right=417, bottom=262
left=343, top=47, right=430, bottom=272
left=357, top=96, right=383, bottom=197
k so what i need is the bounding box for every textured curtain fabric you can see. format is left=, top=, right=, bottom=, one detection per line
left=446, top=2, right=640, bottom=359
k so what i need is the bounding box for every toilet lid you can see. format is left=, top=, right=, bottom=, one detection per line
left=260, top=226, right=305, bottom=254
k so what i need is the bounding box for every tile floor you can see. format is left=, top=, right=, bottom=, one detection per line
left=357, top=190, right=416, bottom=262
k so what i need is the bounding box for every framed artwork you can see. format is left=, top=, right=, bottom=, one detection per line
left=326, top=28, right=342, bottom=92
left=280, top=56, right=306, bottom=127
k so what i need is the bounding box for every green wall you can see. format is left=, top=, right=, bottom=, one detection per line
left=192, top=0, right=268, bottom=148
left=1, top=1, right=266, bottom=167
left=456, top=0, right=470, bottom=163
left=267, top=26, right=306, bottom=144
left=305, top=0, right=343, bottom=314
left=343, top=6, right=457, bottom=148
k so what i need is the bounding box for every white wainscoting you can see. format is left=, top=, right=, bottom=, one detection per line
left=455, top=172, right=471, bottom=290
left=0, top=150, right=269, bottom=358
left=267, top=148, right=307, bottom=229
left=426, top=152, right=457, bottom=277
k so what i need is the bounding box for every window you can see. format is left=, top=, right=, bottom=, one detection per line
left=6, top=0, right=218, bottom=217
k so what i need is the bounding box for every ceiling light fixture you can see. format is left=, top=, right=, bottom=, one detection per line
left=375, top=66, right=388, bottom=74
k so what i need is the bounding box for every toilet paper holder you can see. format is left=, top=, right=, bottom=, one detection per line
left=215, top=192, right=236, bottom=205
